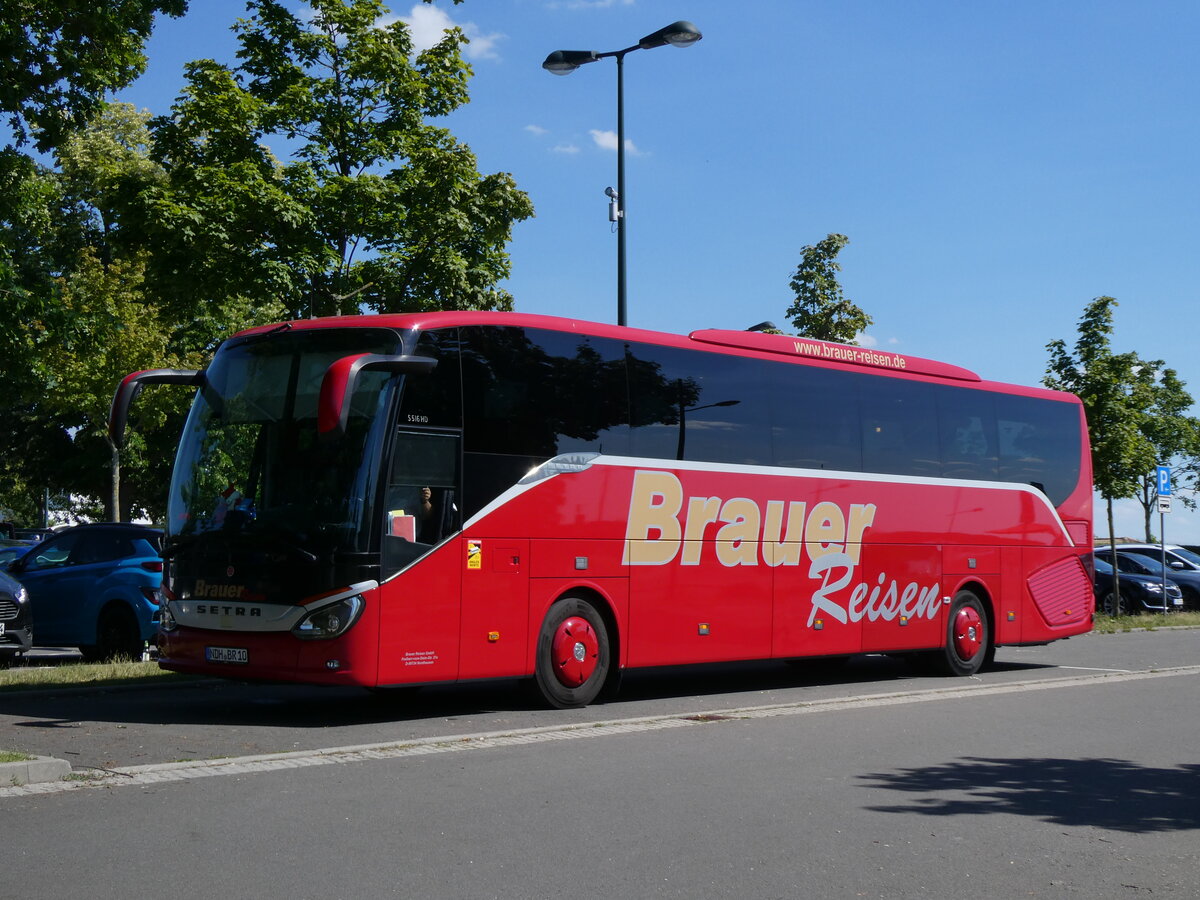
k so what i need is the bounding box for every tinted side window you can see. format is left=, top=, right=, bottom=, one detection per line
left=399, top=329, right=463, bottom=430
left=76, top=532, right=132, bottom=564
left=26, top=533, right=80, bottom=569
left=994, top=394, right=1081, bottom=504
left=461, top=326, right=630, bottom=457
left=628, top=344, right=771, bottom=465
left=771, top=365, right=863, bottom=471
left=459, top=326, right=630, bottom=519
left=860, top=377, right=940, bottom=477
left=935, top=385, right=999, bottom=481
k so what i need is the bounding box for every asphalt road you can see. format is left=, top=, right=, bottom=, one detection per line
left=1, top=629, right=1198, bottom=899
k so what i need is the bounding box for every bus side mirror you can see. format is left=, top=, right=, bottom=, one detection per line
left=317, top=353, right=437, bottom=436
left=109, top=368, right=205, bottom=448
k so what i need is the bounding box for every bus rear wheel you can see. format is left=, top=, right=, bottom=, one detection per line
left=534, top=596, right=610, bottom=709
left=938, top=590, right=990, bottom=676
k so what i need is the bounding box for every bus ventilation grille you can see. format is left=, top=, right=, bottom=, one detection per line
left=1027, top=557, right=1092, bottom=625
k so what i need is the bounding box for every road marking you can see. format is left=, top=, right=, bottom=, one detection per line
left=1055, top=665, right=1134, bottom=673
left=4, top=664, right=1199, bottom=799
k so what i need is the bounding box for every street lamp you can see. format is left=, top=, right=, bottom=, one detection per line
left=677, top=398, right=739, bottom=461
left=543, top=20, right=703, bottom=328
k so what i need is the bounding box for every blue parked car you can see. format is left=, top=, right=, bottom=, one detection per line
left=6, top=523, right=163, bottom=660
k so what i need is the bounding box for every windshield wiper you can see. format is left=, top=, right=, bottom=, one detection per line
left=226, top=322, right=293, bottom=350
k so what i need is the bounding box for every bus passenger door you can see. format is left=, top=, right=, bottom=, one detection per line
left=458, top=538, right=530, bottom=680
left=376, top=428, right=464, bottom=686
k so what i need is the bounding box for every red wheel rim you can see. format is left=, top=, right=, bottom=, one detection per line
left=551, top=616, right=600, bottom=687
left=953, top=605, right=984, bottom=662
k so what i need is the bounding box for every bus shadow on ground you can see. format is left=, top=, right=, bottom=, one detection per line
left=0, top=654, right=1054, bottom=733
left=609, top=653, right=1050, bottom=703
left=860, top=756, right=1200, bottom=832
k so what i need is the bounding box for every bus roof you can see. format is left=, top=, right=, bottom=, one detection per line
left=230, top=310, right=1080, bottom=397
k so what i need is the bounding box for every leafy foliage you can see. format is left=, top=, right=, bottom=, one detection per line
left=1130, top=368, right=1200, bottom=539
left=147, top=0, right=534, bottom=324
left=785, top=234, right=873, bottom=344
left=0, top=1, right=532, bottom=526
left=0, top=0, right=187, bottom=152
left=1044, top=296, right=1171, bottom=557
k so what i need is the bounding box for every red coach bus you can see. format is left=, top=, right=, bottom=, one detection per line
left=110, top=312, right=1094, bottom=707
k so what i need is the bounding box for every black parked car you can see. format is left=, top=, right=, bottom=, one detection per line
left=1095, top=547, right=1200, bottom=610
left=1114, top=544, right=1200, bottom=606
left=1092, top=555, right=1183, bottom=615
left=0, top=568, right=32, bottom=662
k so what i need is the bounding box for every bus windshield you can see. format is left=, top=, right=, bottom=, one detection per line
left=167, top=327, right=402, bottom=561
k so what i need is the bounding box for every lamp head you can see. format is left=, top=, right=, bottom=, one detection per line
left=638, top=20, right=703, bottom=50
left=542, top=49, right=599, bottom=75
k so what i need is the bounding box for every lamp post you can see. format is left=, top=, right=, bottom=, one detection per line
left=543, top=20, right=702, bottom=328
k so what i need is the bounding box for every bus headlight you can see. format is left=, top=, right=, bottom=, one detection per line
left=292, top=595, right=365, bottom=640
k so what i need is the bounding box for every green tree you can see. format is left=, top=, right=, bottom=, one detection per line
left=146, top=0, right=533, bottom=325
left=3, top=105, right=199, bottom=522
left=1045, top=296, right=1157, bottom=565
left=0, top=0, right=186, bottom=523
left=1130, top=367, right=1200, bottom=541
left=785, top=233, right=873, bottom=344
left=33, top=249, right=196, bottom=521
left=0, top=0, right=187, bottom=152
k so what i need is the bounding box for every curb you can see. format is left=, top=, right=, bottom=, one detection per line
left=0, top=755, right=72, bottom=786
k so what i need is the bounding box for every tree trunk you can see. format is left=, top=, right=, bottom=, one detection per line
left=107, top=435, right=121, bottom=523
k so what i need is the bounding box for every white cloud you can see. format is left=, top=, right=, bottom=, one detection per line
left=590, top=129, right=640, bottom=155
left=397, top=4, right=504, bottom=61
left=525, top=124, right=549, bottom=137
left=553, top=143, right=581, bottom=154
left=857, top=333, right=878, bottom=348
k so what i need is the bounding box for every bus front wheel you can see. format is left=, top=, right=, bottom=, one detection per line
left=534, top=596, right=611, bottom=709
left=938, top=590, right=990, bottom=676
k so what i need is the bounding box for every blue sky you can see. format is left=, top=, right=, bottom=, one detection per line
left=116, top=0, right=1200, bottom=543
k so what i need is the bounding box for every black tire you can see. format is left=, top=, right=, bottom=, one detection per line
left=80, top=605, right=144, bottom=662
left=1101, top=591, right=1127, bottom=617
left=534, top=596, right=611, bottom=709
left=937, top=590, right=990, bottom=677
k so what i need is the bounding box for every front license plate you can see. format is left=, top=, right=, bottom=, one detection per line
left=1173, top=597, right=1184, bottom=606
left=205, top=646, right=248, bottom=664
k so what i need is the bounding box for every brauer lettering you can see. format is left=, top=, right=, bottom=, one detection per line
left=622, top=469, right=938, bottom=628
left=193, top=579, right=247, bottom=600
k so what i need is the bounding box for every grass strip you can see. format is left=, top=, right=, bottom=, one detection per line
left=0, top=659, right=199, bottom=693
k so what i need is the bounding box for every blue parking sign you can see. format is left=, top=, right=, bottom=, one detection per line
left=1157, top=465, right=1172, bottom=497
